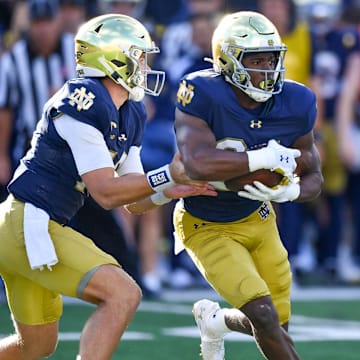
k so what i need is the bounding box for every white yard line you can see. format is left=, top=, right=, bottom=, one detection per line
left=2, top=299, right=360, bottom=343
left=61, top=286, right=360, bottom=305
left=159, top=286, right=360, bottom=302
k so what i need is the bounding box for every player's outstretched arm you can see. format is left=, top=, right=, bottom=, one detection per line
left=82, top=153, right=215, bottom=211
left=125, top=182, right=218, bottom=214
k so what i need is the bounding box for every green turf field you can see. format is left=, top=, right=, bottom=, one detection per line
left=1, top=287, right=360, bottom=359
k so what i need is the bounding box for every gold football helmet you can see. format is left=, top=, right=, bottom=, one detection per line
left=211, top=11, right=287, bottom=102
left=75, top=13, right=165, bottom=101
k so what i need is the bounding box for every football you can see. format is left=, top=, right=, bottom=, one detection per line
left=225, top=169, right=284, bottom=191
left=225, top=151, right=308, bottom=192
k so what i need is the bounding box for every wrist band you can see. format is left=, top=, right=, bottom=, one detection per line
left=246, top=148, right=268, bottom=172
left=288, top=182, right=300, bottom=201
left=150, top=192, right=172, bottom=206
left=146, top=164, right=175, bottom=192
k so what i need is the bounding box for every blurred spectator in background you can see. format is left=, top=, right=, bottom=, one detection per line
left=227, top=0, right=256, bottom=11
left=341, top=0, right=360, bottom=26
left=0, top=1, right=30, bottom=56
left=0, top=1, right=12, bottom=37
left=84, top=0, right=99, bottom=18
left=164, top=12, right=219, bottom=85
left=0, top=0, right=15, bottom=55
left=334, top=0, right=360, bottom=278
left=143, top=0, right=187, bottom=26
left=160, top=0, right=226, bottom=75
left=307, top=0, right=360, bottom=283
left=100, top=0, right=147, bottom=20
left=59, top=0, right=87, bottom=34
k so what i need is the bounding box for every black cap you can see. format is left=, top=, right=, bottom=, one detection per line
left=29, top=0, right=59, bottom=21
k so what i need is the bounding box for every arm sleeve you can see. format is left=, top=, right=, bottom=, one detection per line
left=54, top=114, right=114, bottom=175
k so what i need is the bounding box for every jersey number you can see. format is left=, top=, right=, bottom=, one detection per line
left=210, top=138, right=247, bottom=191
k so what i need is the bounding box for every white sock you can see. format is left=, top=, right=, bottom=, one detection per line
left=208, top=308, right=233, bottom=335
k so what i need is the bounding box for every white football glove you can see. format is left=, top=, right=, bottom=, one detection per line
left=246, top=139, right=301, bottom=177
left=238, top=177, right=300, bottom=203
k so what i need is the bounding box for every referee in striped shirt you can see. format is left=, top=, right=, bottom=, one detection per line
left=0, top=0, right=76, bottom=202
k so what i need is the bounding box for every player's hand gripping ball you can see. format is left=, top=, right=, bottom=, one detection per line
left=225, top=152, right=307, bottom=192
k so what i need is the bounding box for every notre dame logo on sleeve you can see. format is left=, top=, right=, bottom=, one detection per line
left=177, top=80, right=194, bottom=107
left=68, top=87, right=95, bottom=111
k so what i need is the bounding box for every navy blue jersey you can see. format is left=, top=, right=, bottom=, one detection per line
left=176, top=69, right=316, bottom=222
left=8, top=78, right=146, bottom=224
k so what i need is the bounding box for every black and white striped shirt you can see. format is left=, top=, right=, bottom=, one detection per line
left=0, top=32, right=76, bottom=163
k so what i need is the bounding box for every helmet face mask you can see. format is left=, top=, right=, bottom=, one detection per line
left=75, top=14, right=165, bottom=101
left=212, top=11, right=287, bottom=102
left=128, top=47, right=165, bottom=98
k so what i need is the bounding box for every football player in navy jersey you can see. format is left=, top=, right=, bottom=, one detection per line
left=174, top=11, right=323, bottom=360
left=0, top=14, right=216, bottom=360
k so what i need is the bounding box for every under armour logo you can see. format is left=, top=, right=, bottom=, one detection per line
left=194, top=222, right=207, bottom=229
left=280, top=155, right=289, bottom=163
left=250, top=120, right=262, bottom=129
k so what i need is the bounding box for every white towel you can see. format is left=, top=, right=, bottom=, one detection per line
left=23, top=203, right=58, bottom=271
left=173, top=231, right=185, bottom=255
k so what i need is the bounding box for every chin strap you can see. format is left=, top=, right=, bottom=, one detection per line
left=97, top=57, right=145, bottom=102
left=128, top=86, right=145, bottom=102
